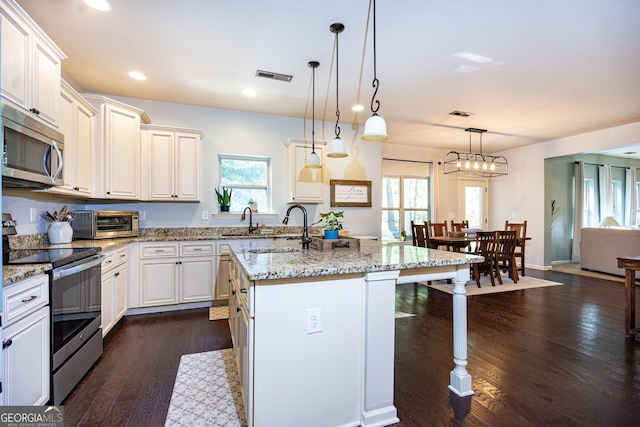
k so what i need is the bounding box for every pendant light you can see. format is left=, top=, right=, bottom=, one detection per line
left=306, top=61, right=322, bottom=168
left=361, top=0, right=389, bottom=142
left=443, top=128, right=508, bottom=177
left=327, top=23, right=348, bottom=158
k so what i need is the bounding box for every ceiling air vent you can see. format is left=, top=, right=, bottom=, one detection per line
left=449, top=110, right=474, bottom=117
left=256, top=70, right=293, bottom=82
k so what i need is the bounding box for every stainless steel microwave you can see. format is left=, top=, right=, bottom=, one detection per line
left=71, top=210, right=140, bottom=240
left=2, top=103, right=65, bottom=188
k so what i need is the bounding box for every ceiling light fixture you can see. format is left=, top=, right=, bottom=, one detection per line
left=306, top=61, right=321, bottom=169
left=443, top=128, right=508, bottom=177
left=84, top=0, right=111, bottom=12
left=361, top=0, right=389, bottom=142
left=352, top=104, right=364, bottom=112
left=128, top=71, right=147, bottom=80
left=242, top=88, right=256, bottom=97
left=327, top=23, right=347, bottom=158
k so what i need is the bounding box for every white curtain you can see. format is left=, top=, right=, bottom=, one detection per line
left=571, top=161, right=584, bottom=262
left=598, top=164, right=612, bottom=222
left=625, top=167, right=638, bottom=226
left=432, top=162, right=441, bottom=222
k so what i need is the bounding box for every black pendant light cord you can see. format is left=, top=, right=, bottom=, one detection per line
left=308, top=61, right=319, bottom=154
left=334, top=28, right=341, bottom=138
left=370, top=0, right=381, bottom=114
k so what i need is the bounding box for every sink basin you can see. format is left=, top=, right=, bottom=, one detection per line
left=247, top=248, right=300, bottom=254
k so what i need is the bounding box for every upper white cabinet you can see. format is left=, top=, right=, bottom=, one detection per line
left=284, top=138, right=326, bottom=203
left=0, top=0, right=66, bottom=126
left=84, top=94, right=150, bottom=200
left=141, top=124, right=204, bottom=201
left=54, top=80, right=96, bottom=197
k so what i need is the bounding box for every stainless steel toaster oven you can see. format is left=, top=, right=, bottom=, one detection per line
left=71, top=210, right=139, bottom=239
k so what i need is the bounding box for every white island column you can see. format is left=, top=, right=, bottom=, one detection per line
left=448, top=265, right=474, bottom=396
left=361, top=270, right=401, bottom=427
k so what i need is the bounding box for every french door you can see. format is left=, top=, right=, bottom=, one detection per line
left=459, top=178, right=488, bottom=229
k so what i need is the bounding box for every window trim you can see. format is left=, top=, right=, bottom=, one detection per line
left=382, top=174, right=431, bottom=241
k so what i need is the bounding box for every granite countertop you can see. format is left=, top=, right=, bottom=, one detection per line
left=228, top=239, right=483, bottom=281
left=2, top=226, right=316, bottom=287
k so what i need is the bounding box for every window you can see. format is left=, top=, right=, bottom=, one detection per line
left=381, top=175, right=430, bottom=240
left=612, top=179, right=623, bottom=225
left=218, top=154, right=271, bottom=212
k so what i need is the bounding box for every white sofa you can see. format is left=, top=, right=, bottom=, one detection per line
left=580, top=227, right=640, bottom=276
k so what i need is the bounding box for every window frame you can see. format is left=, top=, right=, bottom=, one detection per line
left=381, top=174, right=431, bottom=241
left=218, top=154, right=272, bottom=213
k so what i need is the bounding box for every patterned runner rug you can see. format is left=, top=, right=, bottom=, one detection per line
left=165, top=349, right=246, bottom=427
left=209, top=306, right=229, bottom=321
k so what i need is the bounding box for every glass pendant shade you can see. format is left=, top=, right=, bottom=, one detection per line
left=327, top=136, right=347, bottom=158
left=362, top=113, right=389, bottom=142
left=306, top=151, right=322, bottom=168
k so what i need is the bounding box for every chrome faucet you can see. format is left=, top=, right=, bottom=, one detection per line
left=241, top=207, right=258, bottom=234
left=282, top=204, right=311, bottom=249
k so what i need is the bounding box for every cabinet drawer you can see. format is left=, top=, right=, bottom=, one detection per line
left=180, top=242, right=214, bottom=257
left=217, top=241, right=231, bottom=255
left=101, top=247, right=127, bottom=272
left=4, top=274, right=49, bottom=326
left=140, top=243, right=179, bottom=258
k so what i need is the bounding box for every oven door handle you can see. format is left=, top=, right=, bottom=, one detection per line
left=52, top=255, right=105, bottom=280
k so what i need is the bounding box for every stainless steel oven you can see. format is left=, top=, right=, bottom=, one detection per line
left=49, top=252, right=104, bottom=405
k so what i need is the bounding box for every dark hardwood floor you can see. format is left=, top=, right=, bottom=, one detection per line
left=63, top=270, right=640, bottom=426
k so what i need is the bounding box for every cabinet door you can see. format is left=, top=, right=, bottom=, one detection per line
left=3, top=305, right=50, bottom=406
left=174, top=132, right=200, bottom=200
left=75, top=102, right=94, bottom=195
left=101, top=270, right=115, bottom=336
left=0, top=10, right=29, bottom=109
left=180, top=257, right=215, bottom=303
left=105, top=104, right=141, bottom=199
left=140, top=259, right=178, bottom=306
left=114, top=262, right=128, bottom=321
left=216, top=254, right=231, bottom=300
left=287, top=142, right=324, bottom=203
left=58, top=89, right=76, bottom=192
left=32, top=39, right=61, bottom=126
left=147, top=129, right=174, bottom=200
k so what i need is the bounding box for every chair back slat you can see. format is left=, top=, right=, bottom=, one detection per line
left=450, top=220, right=470, bottom=232
left=427, top=221, right=448, bottom=237
left=505, top=220, right=527, bottom=239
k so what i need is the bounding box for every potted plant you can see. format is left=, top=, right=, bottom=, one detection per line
left=400, top=230, right=407, bottom=241
left=215, top=187, right=232, bottom=212
left=314, top=210, right=344, bottom=240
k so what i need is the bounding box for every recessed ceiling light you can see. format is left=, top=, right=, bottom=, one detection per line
left=352, top=104, right=364, bottom=112
left=128, top=71, right=147, bottom=80
left=242, top=88, right=256, bottom=97
left=84, top=0, right=111, bottom=12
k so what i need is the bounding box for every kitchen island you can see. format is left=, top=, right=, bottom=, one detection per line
left=227, top=239, right=482, bottom=427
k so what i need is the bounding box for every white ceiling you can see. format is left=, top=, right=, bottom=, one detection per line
left=15, top=0, right=640, bottom=154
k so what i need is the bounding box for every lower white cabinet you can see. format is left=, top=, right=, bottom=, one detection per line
left=2, top=274, right=50, bottom=406
left=131, top=241, right=216, bottom=308
left=101, top=247, right=128, bottom=336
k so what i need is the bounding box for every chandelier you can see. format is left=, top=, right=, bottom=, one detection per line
left=443, top=128, right=508, bottom=177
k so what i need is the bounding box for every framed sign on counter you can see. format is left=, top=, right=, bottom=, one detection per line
left=330, top=180, right=372, bottom=207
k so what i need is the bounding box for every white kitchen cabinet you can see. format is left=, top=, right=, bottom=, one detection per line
left=141, top=125, right=204, bottom=201
left=284, top=138, right=326, bottom=203
left=0, top=0, right=66, bottom=126
left=101, top=246, right=128, bottom=336
left=2, top=274, right=50, bottom=406
left=84, top=94, right=150, bottom=200
left=132, top=241, right=215, bottom=308
left=54, top=80, right=96, bottom=197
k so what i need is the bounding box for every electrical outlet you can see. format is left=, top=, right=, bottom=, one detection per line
left=306, top=307, right=322, bottom=334
left=30, top=207, right=37, bottom=222
left=202, top=210, right=209, bottom=220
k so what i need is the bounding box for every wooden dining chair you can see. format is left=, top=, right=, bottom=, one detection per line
left=472, top=231, right=498, bottom=287
left=505, top=220, right=527, bottom=276
left=495, top=230, right=519, bottom=283
left=411, top=221, right=428, bottom=247
left=449, top=220, right=469, bottom=232
left=427, top=221, right=449, bottom=250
